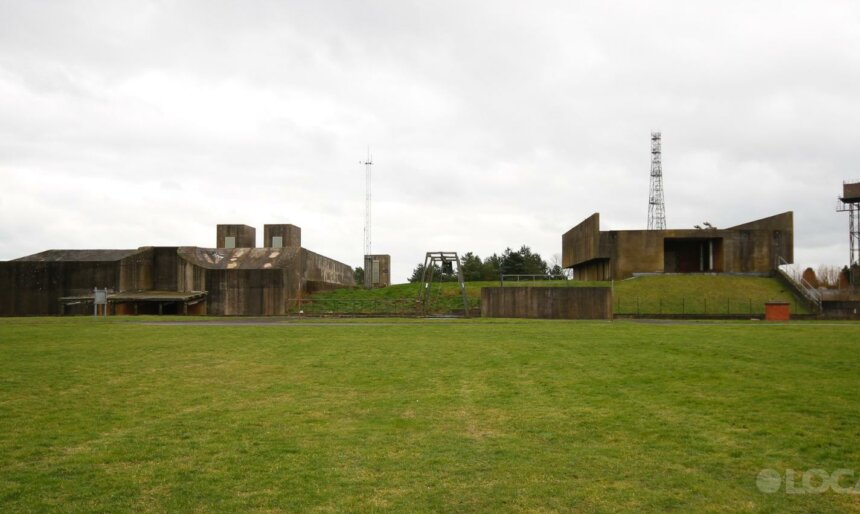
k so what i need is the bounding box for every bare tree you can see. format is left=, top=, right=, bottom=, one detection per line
left=781, top=262, right=802, bottom=283
left=816, top=265, right=841, bottom=289
left=551, top=253, right=573, bottom=279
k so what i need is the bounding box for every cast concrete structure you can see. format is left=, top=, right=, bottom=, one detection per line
left=481, top=287, right=613, bottom=319
left=363, top=254, right=391, bottom=288
left=563, top=212, right=794, bottom=280
left=0, top=225, right=354, bottom=316
left=217, top=224, right=256, bottom=249
left=263, top=224, right=301, bottom=249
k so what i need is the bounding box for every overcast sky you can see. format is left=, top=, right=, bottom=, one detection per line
left=1, top=1, right=858, bottom=281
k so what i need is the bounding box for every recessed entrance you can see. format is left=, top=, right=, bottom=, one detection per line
left=664, top=238, right=723, bottom=272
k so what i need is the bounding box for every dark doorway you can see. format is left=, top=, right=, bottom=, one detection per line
left=664, top=238, right=722, bottom=272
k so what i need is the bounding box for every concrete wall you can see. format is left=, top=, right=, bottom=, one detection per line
left=481, top=287, right=613, bottom=319
left=203, top=269, right=288, bottom=316
left=176, top=246, right=302, bottom=315
left=562, top=213, right=604, bottom=268
left=263, top=224, right=301, bottom=249
left=609, top=230, right=665, bottom=278
left=571, top=259, right=611, bottom=281
left=149, top=247, right=179, bottom=290
left=303, top=248, right=355, bottom=293
left=0, top=249, right=153, bottom=316
left=175, top=263, right=290, bottom=316
left=216, top=224, right=256, bottom=248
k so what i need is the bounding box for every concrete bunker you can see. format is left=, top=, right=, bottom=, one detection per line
left=562, top=212, right=793, bottom=280
left=0, top=224, right=354, bottom=316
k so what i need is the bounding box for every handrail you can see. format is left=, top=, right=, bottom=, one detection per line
left=776, top=256, right=822, bottom=310
left=499, top=274, right=568, bottom=286
left=284, top=297, right=479, bottom=316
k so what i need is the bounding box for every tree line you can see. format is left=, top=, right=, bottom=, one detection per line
left=408, top=246, right=564, bottom=283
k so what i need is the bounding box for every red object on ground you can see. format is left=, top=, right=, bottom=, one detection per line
left=764, top=301, right=791, bottom=321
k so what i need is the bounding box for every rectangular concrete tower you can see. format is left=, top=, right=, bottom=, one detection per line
left=263, top=224, right=301, bottom=249
left=363, top=254, right=391, bottom=288
left=216, top=225, right=256, bottom=248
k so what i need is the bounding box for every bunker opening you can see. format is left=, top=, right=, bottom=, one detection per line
left=664, top=237, right=723, bottom=273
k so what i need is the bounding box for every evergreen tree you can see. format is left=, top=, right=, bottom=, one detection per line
left=407, top=246, right=551, bottom=283
left=460, top=252, right=484, bottom=281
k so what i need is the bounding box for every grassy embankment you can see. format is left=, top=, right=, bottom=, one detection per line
left=303, top=275, right=809, bottom=315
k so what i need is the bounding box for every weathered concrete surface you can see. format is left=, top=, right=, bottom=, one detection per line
left=0, top=226, right=355, bottom=316
left=216, top=224, right=256, bottom=248
left=562, top=213, right=605, bottom=268
left=202, top=269, right=288, bottom=316
left=363, top=254, right=391, bottom=288
left=303, top=249, right=355, bottom=293
left=263, top=224, right=301, bottom=248
left=177, top=246, right=302, bottom=315
left=563, top=212, right=794, bottom=280
left=820, top=289, right=860, bottom=319
left=0, top=248, right=153, bottom=316
left=178, top=247, right=299, bottom=270
left=481, top=287, right=612, bottom=319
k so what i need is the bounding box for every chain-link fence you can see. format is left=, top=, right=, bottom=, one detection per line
left=285, top=297, right=481, bottom=316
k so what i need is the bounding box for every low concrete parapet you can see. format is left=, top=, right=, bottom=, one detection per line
left=481, top=287, right=612, bottom=319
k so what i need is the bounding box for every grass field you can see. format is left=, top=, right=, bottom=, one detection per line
left=1, top=317, right=858, bottom=512
left=303, top=275, right=808, bottom=316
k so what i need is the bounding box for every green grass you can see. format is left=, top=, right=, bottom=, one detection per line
left=302, top=280, right=608, bottom=315
left=613, top=275, right=810, bottom=315
left=1, top=317, right=859, bottom=512
left=305, top=275, right=809, bottom=316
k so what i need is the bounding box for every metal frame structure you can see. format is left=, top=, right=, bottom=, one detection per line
left=837, top=180, right=860, bottom=284
left=418, top=251, right=469, bottom=316
left=647, top=131, right=667, bottom=230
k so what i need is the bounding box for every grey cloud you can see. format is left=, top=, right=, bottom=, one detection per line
left=1, top=0, right=858, bottom=281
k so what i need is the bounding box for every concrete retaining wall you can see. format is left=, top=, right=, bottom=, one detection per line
left=481, top=287, right=613, bottom=319
left=302, top=248, right=355, bottom=293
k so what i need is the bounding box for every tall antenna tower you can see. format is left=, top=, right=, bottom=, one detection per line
left=362, top=148, right=373, bottom=256
left=647, top=131, right=667, bottom=230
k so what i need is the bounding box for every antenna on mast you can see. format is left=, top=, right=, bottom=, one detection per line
left=362, top=147, right=373, bottom=256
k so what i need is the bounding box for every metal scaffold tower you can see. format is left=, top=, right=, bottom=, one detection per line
left=837, top=180, right=860, bottom=284
left=362, top=148, right=373, bottom=257
left=417, top=251, right=469, bottom=317
left=647, top=131, right=667, bottom=230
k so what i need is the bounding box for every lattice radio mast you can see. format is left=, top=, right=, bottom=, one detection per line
left=362, top=148, right=373, bottom=256
left=647, top=131, right=667, bottom=230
